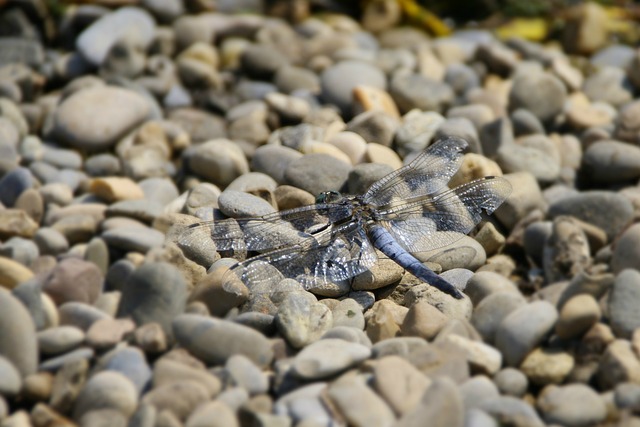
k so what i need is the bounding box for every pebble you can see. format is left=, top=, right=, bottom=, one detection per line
left=34, top=227, right=69, bottom=256
left=612, top=224, right=640, bottom=274
left=185, top=139, right=249, bottom=187
left=37, top=326, right=85, bottom=356
left=101, top=226, right=165, bottom=253
left=275, top=292, right=333, bottom=348
left=596, top=339, right=640, bottom=389
left=117, top=262, right=187, bottom=337
left=494, top=300, right=558, bottom=366
left=76, top=7, right=155, bottom=66
left=86, top=318, right=136, bottom=350
left=493, top=367, right=529, bottom=397
left=582, top=140, right=640, bottom=184
left=400, top=300, right=448, bottom=340
left=99, top=347, right=152, bottom=395
left=0, top=167, right=33, bottom=207
left=493, top=172, right=545, bottom=229
left=142, top=380, right=209, bottom=421
left=0, top=288, right=38, bottom=377
left=583, top=66, right=633, bottom=107
left=330, top=298, right=365, bottom=330
left=172, top=314, right=274, bottom=368
left=320, top=60, right=386, bottom=115
left=284, top=153, right=352, bottom=196
left=372, top=355, right=431, bottom=416
left=327, top=373, right=396, bottom=427
left=395, top=377, right=465, bottom=427
left=42, top=257, right=103, bottom=305
left=556, top=294, right=601, bottom=340
left=52, top=86, right=151, bottom=150
left=346, top=110, right=398, bottom=148
left=537, top=383, right=607, bottom=426
left=185, top=401, right=238, bottom=427
left=292, top=339, right=371, bottom=380
left=0, top=209, right=39, bottom=239
left=480, top=396, right=544, bottom=427
left=224, top=354, right=269, bottom=395
left=217, top=190, right=276, bottom=218
left=497, top=135, right=561, bottom=184
left=548, top=190, right=634, bottom=241
left=0, top=250, right=35, bottom=288
left=59, top=302, right=110, bottom=331
left=439, top=334, right=502, bottom=375
left=0, top=355, right=22, bottom=396
left=390, top=73, right=454, bottom=113
left=459, top=376, right=500, bottom=413
left=608, top=269, right=640, bottom=338
left=508, top=71, right=567, bottom=122
left=73, top=371, right=138, bottom=420
left=520, top=347, right=575, bottom=386
left=90, top=177, right=145, bottom=202
left=465, top=271, right=521, bottom=306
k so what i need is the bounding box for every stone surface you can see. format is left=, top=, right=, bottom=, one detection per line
left=52, top=86, right=150, bottom=150
left=0, top=288, right=38, bottom=377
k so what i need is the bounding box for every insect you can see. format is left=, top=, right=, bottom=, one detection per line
left=179, top=137, right=512, bottom=300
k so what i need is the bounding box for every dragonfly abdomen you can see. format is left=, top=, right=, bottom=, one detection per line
left=367, top=224, right=464, bottom=299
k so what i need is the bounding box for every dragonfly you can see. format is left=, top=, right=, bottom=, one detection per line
left=179, top=136, right=512, bottom=301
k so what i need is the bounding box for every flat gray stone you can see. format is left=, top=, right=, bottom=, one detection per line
left=292, top=338, right=371, bottom=380
left=172, top=314, right=274, bottom=368
left=52, top=86, right=150, bottom=150
left=494, top=300, right=558, bottom=366
left=0, top=288, right=38, bottom=377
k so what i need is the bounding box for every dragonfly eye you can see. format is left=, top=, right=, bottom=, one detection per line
left=316, top=190, right=342, bottom=204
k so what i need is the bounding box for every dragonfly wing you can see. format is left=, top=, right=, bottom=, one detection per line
left=178, top=202, right=354, bottom=261
left=378, top=176, right=512, bottom=253
left=222, top=222, right=379, bottom=296
left=363, top=136, right=468, bottom=206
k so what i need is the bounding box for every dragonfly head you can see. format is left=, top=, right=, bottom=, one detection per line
left=315, top=190, right=343, bottom=204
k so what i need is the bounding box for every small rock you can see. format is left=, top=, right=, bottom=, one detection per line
left=86, top=318, right=136, bottom=350
left=609, top=269, right=640, bottom=338
left=596, top=339, right=640, bottom=390
left=0, top=355, right=21, bottom=396
left=400, top=300, right=448, bottom=340
left=395, top=377, right=465, bottom=427
left=612, top=224, right=640, bottom=274
left=292, top=339, right=371, bottom=380
left=439, top=334, right=502, bottom=375
left=320, top=60, right=386, bottom=115
left=520, top=347, right=575, bottom=386
left=90, top=177, right=145, bottom=202
left=37, top=326, right=85, bottom=356
left=42, top=257, right=103, bottom=305
left=327, top=373, right=396, bottom=427
left=225, top=354, right=268, bottom=395
left=495, top=301, right=558, bottom=366
left=117, top=262, right=187, bottom=337
left=493, top=367, right=529, bottom=397
left=73, top=371, right=138, bottom=420
left=52, top=86, right=150, bottom=150
left=556, top=294, right=601, bottom=340
left=508, top=72, right=567, bottom=123
left=76, top=7, right=155, bottom=66
left=0, top=256, right=34, bottom=289
left=372, top=355, right=431, bottom=416
left=537, top=383, right=607, bottom=426
left=582, top=140, right=640, bottom=184
left=0, top=288, right=38, bottom=377
left=480, top=396, right=544, bottom=427
left=172, top=314, right=274, bottom=368
left=284, top=153, right=351, bottom=196
left=548, top=190, right=633, bottom=242
left=153, top=357, right=221, bottom=398
left=142, top=380, right=209, bottom=422
left=185, top=139, right=249, bottom=187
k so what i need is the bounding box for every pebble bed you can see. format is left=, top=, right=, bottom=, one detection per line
left=1, top=2, right=640, bottom=427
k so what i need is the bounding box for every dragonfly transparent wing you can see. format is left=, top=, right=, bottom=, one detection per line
left=222, top=222, right=379, bottom=295
left=377, top=176, right=512, bottom=254
left=363, top=136, right=468, bottom=206
left=178, top=202, right=354, bottom=261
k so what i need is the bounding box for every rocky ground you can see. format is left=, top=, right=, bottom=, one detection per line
left=1, top=1, right=640, bottom=426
